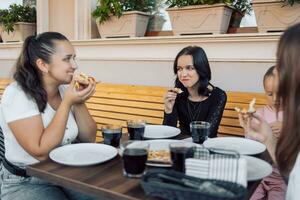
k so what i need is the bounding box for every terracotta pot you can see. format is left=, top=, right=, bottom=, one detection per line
left=167, top=4, right=233, bottom=35
left=96, top=11, right=150, bottom=38
left=252, top=0, right=300, bottom=32
left=1, top=22, right=36, bottom=42
left=0, top=25, right=3, bottom=42
left=229, top=11, right=244, bottom=28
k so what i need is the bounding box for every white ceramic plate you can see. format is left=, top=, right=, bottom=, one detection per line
left=143, top=125, right=180, bottom=139
left=49, top=143, right=118, bottom=166
left=146, top=139, right=198, bottom=167
left=203, top=137, right=266, bottom=155
left=243, top=155, right=272, bottom=181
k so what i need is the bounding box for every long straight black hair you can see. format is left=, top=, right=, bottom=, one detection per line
left=13, top=32, right=69, bottom=113
left=173, top=46, right=212, bottom=97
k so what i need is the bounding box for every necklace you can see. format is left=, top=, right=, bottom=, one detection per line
left=187, top=99, right=202, bottom=121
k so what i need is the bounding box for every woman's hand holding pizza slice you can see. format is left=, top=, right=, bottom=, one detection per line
left=74, top=72, right=96, bottom=91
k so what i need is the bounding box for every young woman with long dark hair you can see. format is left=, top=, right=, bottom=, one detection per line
left=0, top=32, right=97, bottom=200
left=245, top=23, right=300, bottom=199
left=163, top=46, right=227, bottom=137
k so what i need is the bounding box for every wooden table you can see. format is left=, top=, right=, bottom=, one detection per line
left=26, top=135, right=263, bottom=200
left=27, top=155, right=154, bottom=200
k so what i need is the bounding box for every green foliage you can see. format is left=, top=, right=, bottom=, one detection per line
left=92, top=0, right=155, bottom=24
left=0, top=4, right=36, bottom=33
left=166, top=0, right=253, bottom=15
left=122, top=0, right=155, bottom=12
left=232, top=0, right=252, bottom=15
left=284, top=0, right=300, bottom=6
left=166, top=0, right=233, bottom=7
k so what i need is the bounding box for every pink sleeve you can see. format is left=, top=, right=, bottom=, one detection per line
left=255, top=107, right=264, bottom=118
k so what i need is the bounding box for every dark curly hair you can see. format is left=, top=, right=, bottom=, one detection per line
left=13, top=32, right=69, bottom=113
left=173, top=46, right=212, bottom=97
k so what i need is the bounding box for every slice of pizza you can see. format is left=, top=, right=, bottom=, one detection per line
left=74, top=72, right=96, bottom=90
left=173, top=87, right=183, bottom=94
left=235, top=98, right=256, bottom=114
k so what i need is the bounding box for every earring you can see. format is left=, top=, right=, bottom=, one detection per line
left=207, top=84, right=213, bottom=91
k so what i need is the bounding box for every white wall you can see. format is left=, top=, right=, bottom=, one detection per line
left=0, top=33, right=280, bottom=92
left=48, top=0, right=75, bottom=40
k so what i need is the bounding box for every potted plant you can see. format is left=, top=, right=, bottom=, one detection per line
left=166, top=0, right=236, bottom=35
left=252, top=0, right=300, bottom=32
left=0, top=4, right=36, bottom=42
left=229, top=0, right=252, bottom=28
left=92, top=0, right=155, bottom=38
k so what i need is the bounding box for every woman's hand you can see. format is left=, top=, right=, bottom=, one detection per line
left=164, top=90, right=177, bottom=114
left=63, top=79, right=96, bottom=106
left=237, top=112, right=248, bottom=130
left=238, top=113, right=257, bottom=139
left=269, top=121, right=282, bottom=138
left=246, top=113, right=278, bottom=162
left=245, top=114, right=273, bottom=143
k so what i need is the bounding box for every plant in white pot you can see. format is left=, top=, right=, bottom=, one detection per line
left=92, top=0, right=155, bottom=38
left=166, top=0, right=235, bottom=35
left=252, top=0, right=300, bottom=32
left=0, top=4, right=36, bottom=42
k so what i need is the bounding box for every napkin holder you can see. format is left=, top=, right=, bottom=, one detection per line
left=140, top=169, right=247, bottom=200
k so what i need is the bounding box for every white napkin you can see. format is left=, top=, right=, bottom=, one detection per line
left=185, top=157, right=247, bottom=187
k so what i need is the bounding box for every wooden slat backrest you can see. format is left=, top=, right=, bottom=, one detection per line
left=0, top=79, right=12, bottom=100
left=88, top=83, right=166, bottom=142
left=0, top=79, right=267, bottom=142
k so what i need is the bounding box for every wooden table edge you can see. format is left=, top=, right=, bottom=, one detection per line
left=26, top=164, right=141, bottom=200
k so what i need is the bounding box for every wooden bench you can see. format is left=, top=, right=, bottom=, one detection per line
left=0, top=79, right=267, bottom=142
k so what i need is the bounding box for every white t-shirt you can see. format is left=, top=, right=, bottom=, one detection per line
left=0, top=82, right=78, bottom=167
left=286, top=152, right=300, bottom=200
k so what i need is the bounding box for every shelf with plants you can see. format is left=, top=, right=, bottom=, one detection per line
left=0, top=4, right=36, bottom=42
left=92, top=0, right=155, bottom=38
left=252, top=0, right=300, bottom=32
left=166, top=0, right=253, bottom=35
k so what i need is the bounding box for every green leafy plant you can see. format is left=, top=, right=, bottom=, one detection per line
left=166, top=0, right=252, bottom=15
left=232, top=0, right=252, bottom=15
left=166, top=0, right=233, bottom=7
left=92, top=0, right=155, bottom=24
left=284, top=0, right=300, bottom=6
left=0, top=4, right=36, bottom=33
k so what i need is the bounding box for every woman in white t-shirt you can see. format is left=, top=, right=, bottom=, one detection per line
left=241, top=23, right=300, bottom=199
left=0, top=32, right=98, bottom=200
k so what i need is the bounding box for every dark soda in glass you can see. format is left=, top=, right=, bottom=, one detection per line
left=191, top=128, right=208, bottom=144
left=190, top=121, right=210, bottom=144
left=123, top=148, right=148, bottom=177
left=127, top=126, right=145, bottom=140
left=103, top=131, right=122, bottom=147
left=170, top=147, right=193, bottom=172
left=102, top=125, right=122, bottom=147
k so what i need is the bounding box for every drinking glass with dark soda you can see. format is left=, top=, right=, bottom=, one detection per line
left=127, top=120, right=146, bottom=140
left=102, top=125, right=122, bottom=148
left=169, top=142, right=195, bottom=173
left=190, top=121, right=211, bottom=144
left=121, top=141, right=149, bottom=178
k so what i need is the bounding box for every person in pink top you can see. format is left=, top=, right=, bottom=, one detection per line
left=240, top=66, right=287, bottom=200
left=255, top=66, right=283, bottom=139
